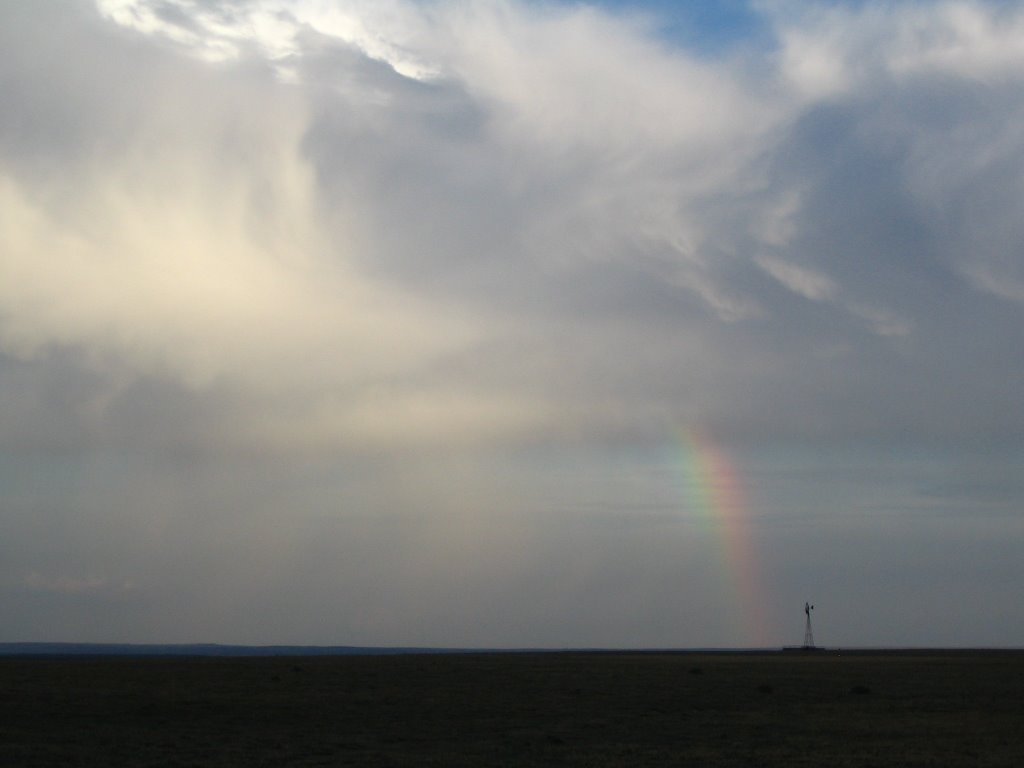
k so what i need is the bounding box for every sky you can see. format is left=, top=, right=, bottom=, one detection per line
left=1, top=0, right=1023, bottom=649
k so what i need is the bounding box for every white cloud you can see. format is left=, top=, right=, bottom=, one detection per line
left=755, top=255, right=837, bottom=302
left=887, top=2, right=1024, bottom=82
left=0, top=0, right=1022, bottom=454
left=770, top=0, right=1024, bottom=100
left=97, top=0, right=440, bottom=78
left=0, top=138, right=474, bottom=394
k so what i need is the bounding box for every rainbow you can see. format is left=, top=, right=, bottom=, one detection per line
left=677, top=429, right=768, bottom=647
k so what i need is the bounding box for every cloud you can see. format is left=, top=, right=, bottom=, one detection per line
left=22, top=572, right=136, bottom=598
left=96, top=0, right=441, bottom=78
left=755, top=255, right=837, bottom=302
left=770, top=0, right=1024, bottom=97
left=2, top=0, right=1024, bottom=457
left=0, top=163, right=472, bottom=391
left=0, top=3, right=498, bottom=452
left=1, top=0, right=1022, bottom=648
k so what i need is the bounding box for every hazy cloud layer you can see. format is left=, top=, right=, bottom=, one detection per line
left=1, top=0, right=1023, bottom=647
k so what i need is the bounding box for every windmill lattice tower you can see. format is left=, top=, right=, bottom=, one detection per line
left=803, top=602, right=815, bottom=648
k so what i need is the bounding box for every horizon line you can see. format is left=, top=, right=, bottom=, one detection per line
left=3, top=642, right=1024, bottom=657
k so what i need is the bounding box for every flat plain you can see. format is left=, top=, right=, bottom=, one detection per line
left=2, top=650, right=1023, bottom=766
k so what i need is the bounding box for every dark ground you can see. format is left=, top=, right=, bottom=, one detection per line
left=2, top=650, right=1023, bottom=766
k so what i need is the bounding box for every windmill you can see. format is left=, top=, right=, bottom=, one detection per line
left=803, top=602, right=815, bottom=649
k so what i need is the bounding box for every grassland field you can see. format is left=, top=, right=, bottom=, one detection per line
left=2, top=650, right=1023, bottom=767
